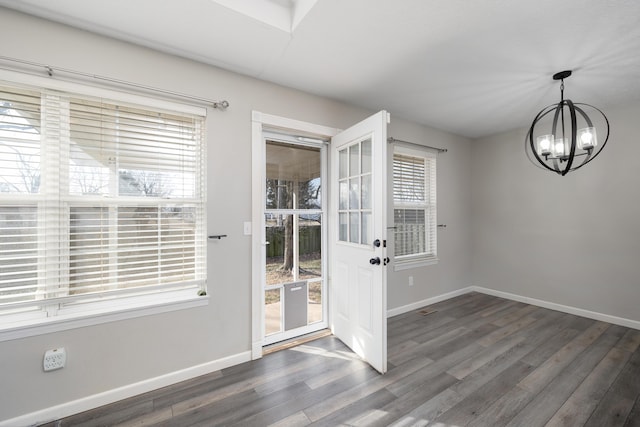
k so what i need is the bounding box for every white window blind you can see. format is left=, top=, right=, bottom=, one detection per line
left=0, top=82, right=206, bottom=329
left=393, top=150, right=437, bottom=262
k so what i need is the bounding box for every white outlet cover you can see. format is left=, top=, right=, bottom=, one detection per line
left=44, top=347, right=66, bottom=371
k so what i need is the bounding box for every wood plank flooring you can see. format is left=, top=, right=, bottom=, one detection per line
left=41, top=292, right=640, bottom=426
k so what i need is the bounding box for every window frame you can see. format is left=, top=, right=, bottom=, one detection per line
left=392, top=144, right=437, bottom=270
left=0, top=71, right=208, bottom=341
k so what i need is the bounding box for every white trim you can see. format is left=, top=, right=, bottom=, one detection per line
left=0, top=350, right=251, bottom=427
left=386, top=285, right=640, bottom=331
left=251, top=111, right=339, bottom=358
left=252, top=111, right=340, bottom=139
left=251, top=118, right=265, bottom=360
left=0, top=295, right=208, bottom=342
left=263, top=320, right=329, bottom=346
left=472, top=286, right=640, bottom=331
left=386, top=286, right=473, bottom=318
left=393, top=257, right=439, bottom=271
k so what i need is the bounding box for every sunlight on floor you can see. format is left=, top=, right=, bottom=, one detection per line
left=384, top=415, right=462, bottom=427
left=290, top=343, right=361, bottom=361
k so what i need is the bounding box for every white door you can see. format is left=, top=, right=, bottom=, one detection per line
left=330, top=110, right=388, bottom=374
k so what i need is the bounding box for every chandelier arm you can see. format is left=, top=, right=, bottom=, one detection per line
left=527, top=104, right=563, bottom=174
left=571, top=104, right=595, bottom=167
left=569, top=103, right=611, bottom=171
left=550, top=103, right=564, bottom=174
left=562, top=99, right=578, bottom=175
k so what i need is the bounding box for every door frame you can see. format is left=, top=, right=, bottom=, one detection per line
left=251, top=111, right=340, bottom=359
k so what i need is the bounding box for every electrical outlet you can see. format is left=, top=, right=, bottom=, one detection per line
left=43, top=347, right=66, bottom=372
left=409, top=276, right=414, bottom=286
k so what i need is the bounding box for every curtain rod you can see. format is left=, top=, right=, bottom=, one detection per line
left=388, top=137, right=447, bottom=153
left=0, top=55, right=230, bottom=110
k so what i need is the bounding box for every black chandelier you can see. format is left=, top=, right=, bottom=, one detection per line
left=525, top=70, right=609, bottom=176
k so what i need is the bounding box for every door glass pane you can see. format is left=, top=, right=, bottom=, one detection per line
left=361, top=138, right=372, bottom=174
left=339, top=213, right=348, bottom=241
left=339, top=180, right=348, bottom=210
left=308, top=280, right=322, bottom=324
left=339, top=148, right=348, bottom=179
left=265, top=141, right=321, bottom=210
left=265, top=213, right=294, bottom=286
left=349, top=177, right=360, bottom=209
left=361, top=174, right=371, bottom=209
left=349, top=212, right=359, bottom=243
left=349, top=143, right=360, bottom=175
left=265, top=288, right=281, bottom=335
left=361, top=212, right=371, bottom=246
left=298, top=215, right=322, bottom=281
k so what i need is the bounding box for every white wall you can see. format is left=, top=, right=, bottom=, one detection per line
left=0, top=8, right=473, bottom=421
left=471, top=103, right=640, bottom=324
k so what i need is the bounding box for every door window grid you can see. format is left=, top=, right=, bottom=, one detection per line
left=338, top=137, right=372, bottom=245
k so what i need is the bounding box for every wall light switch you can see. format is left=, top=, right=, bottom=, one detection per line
left=244, top=221, right=252, bottom=236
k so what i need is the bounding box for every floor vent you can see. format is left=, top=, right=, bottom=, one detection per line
left=418, top=308, right=437, bottom=316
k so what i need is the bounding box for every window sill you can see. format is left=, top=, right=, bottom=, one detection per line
left=393, top=257, right=439, bottom=271
left=0, top=294, right=209, bottom=342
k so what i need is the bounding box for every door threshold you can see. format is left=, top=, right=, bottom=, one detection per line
left=263, top=329, right=332, bottom=355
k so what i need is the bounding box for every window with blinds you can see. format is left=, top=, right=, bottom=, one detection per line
left=392, top=149, right=437, bottom=263
left=0, top=81, right=206, bottom=330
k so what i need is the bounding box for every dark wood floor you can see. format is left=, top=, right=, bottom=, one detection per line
left=42, top=292, right=640, bottom=426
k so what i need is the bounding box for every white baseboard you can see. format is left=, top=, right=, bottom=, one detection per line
left=471, top=286, right=640, bottom=331
left=1, top=351, right=252, bottom=427
left=386, top=286, right=474, bottom=318
left=387, top=285, right=639, bottom=331
left=252, top=341, right=263, bottom=360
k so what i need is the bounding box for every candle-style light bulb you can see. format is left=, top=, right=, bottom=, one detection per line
left=537, top=134, right=553, bottom=156
left=577, top=127, right=597, bottom=150
left=553, top=138, right=567, bottom=158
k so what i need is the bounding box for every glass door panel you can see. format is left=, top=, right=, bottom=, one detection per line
left=263, top=139, right=326, bottom=343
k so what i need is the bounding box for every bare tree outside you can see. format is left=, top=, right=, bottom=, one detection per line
left=0, top=101, right=41, bottom=194
left=119, top=170, right=175, bottom=197
left=266, top=177, right=320, bottom=273
left=0, top=146, right=40, bottom=193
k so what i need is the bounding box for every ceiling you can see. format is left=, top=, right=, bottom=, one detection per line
left=2, top=0, right=640, bottom=139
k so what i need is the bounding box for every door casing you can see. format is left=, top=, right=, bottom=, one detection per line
left=251, top=111, right=340, bottom=359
